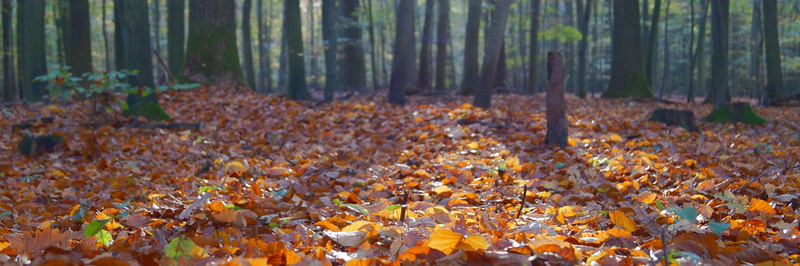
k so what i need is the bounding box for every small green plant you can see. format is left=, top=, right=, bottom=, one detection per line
left=33, top=66, right=83, bottom=100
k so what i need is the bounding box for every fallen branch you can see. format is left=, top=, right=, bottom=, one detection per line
left=11, top=116, right=55, bottom=131
left=733, top=155, right=799, bottom=193
left=133, top=122, right=203, bottom=130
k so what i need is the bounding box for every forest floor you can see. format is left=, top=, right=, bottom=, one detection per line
left=1, top=87, right=799, bottom=265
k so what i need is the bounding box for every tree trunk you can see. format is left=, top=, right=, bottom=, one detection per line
left=241, top=0, right=256, bottom=89
left=659, top=0, right=671, bottom=98
left=603, top=0, right=652, bottom=98
left=68, top=0, right=93, bottom=76
left=694, top=0, right=709, bottom=100
left=181, top=0, right=243, bottom=87
left=116, top=0, right=155, bottom=87
left=167, top=0, right=185, bottom=76
left=494, top=41, right=506, bottom=89
left=153, top=0, right=161, bottom=55
left=259, top=0, right=274, bottom=93
left=322, top=0, right=339, bottom=102
left=18, top=0, right=47, bottom=101
left=417, top=0, right=435, bottom=91
left=341, top=0, right=366, bottom=92
left=545, top=52, right=568, bottom=147
left=308, top=0, right=317, bottom=87
left=283, top=0, right=310, bottom=100
left=102, top=0, right=111, bottom=70
left=55, top=1, right=69, bottom=67
left=645, top=0, right=661, bottom=87
left=763, top=0, right=783, bottom=105
left=434, top=0, right=449, bottom=91
left=388, top=0, right=416, bottom=105
left=473, top=0, right=512, bottom=109
left=528, top=0, right=540, bottom=94
left=576, top=0, right=590, bottom=98
left=2, top=0, right=17, bottom=102
left=709, top=0, right=728, bottom=108
left=459, top=0, right=482, bottom=96
left=365, top=0, right=378, bottom=90
left=748, top=0, right=762, bottom=100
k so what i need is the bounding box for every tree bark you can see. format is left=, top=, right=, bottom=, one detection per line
left=322, top=0, right=339, bottom=102
left=576, top=0, right=590, bottom=98
left=763, top=0, right=783, bottom=105
left=388, top=0, right=416, bottom=105
left=434, top=0, right=449, bottom=92
left=659, top=0, right=671, bottom=98
left=545, top=52, right=568, bottom=147
left=417, top=0, right=435, bottom=91
left=709, top=0, right=728, bottom=108
left=645, top=0, right=661, bottom=88
left=341, top=0, right=366, bottom=92
left=748, top=0, right=762, bottom=100
left=473, top=0, right=512, bottom=109
left=18, top=0, right=47, bottom=101
left=459, top=0, right=482, bottom=96
left=181, top=0, right=243, bottom=87
left=167, top=0, right=185, bottom=76
left=68, top=0, right=93, bottom=76
left=694, top=0, right=710, bottom=101
left=102, top=0, right=110, bottom=70
left=528, top=0, right=540, bottom=94
left=284, top=0, right=310, bottom=100
left=116, top=0, right=155, bottom=87
left=2, top=0, right=18, bottom=102
left=365, top=0, right=379, bottom=90
left=241, top=0, right=256, bottom=89
left=603, top=0, right=652, bottom=98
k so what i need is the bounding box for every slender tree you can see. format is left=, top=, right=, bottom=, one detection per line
left=748, top=0, right=762, bottom=100
left=645, top=0, right=661, bottom=87
left=2, top=0, right=17, bottom=102
left=388, top=0, right=416, bottom=105
left=709, top=0, right=728, bottom=108
left=167, top=0, right=185, bottom=76
left=322, top=0, right=339, bottom=102
left=763, top=0, right=783, bottom=105
left=417, top=0, right=435, bottom=91
left=473, top=0, right=512, bottom=109
left=528, top=0, right=540, bottom=94
left=284, top=0, right=310, bottom=100
left=341, top=0, right=366, bottom=92
left=459, top=0, right=482, bottom=95
left=68, top=0, right=93, bottom=76
left=659, top=0, right=671, bottom=98
left=116, top=0, right=154, bottom=87
left=576, top=0, right=590, bottom=98
left=18, top=0, right=47, bottom=101
left=257, top=0, right=273, bottom=93
left=435, top=0, right=449, bottom=91
left=603, top=0, right=652, bottom=98
left=181, top=0, right=243, bottom=87
left=689, top=0, right=709, bottom=103
left=365, top=0, right=379, bottom=90
left=241, top=0, right=256, bottom=89
left=102, top=0, right=110, bottom=70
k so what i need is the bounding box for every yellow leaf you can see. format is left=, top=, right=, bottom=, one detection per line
left=609, top=210, right=637, bottom=233
left=47, top=105, right=62, bottom=113
left=147, top=193, right=166, bottom=200
left=458, top=235, right=490, bottom=251
left=567, top=138, right=577, bottom=146
left=683, top=159, right=698, bottom=168
left=0, top=242, right=9, bottom=251
left=428, top=227, right=463, bottom=255
left=315, top=220, right=340, bottom=232
left=609, top=134, right=622, bottom=142
left=466, top=142, right=479, bottom=150
left=433, top=185, right=453, bottom=198
left=225, top=161, right=247, bottom=173
left=342, top=220, right=375, bottom=232
left=748, top=199, right=776, bottom=215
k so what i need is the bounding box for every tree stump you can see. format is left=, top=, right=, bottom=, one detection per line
left=703, top=102, right=767, bottom=125
left=18, top=134, right=65, bottom=156
left=545, top=51, right=568, bottom=147
left=648, top=109, right=699, bottom=132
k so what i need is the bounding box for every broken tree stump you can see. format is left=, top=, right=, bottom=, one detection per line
left=648, top=109, right=699, bottom=132
left=703, top=102, right=767, bottom=125
left=18, top=134, right=65, bottom=156
left=545, top=51, right=568, bottom=147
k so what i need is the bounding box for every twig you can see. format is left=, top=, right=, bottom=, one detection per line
left=152, top=49, right=177, bottom=87
left=733, top=154, right=799, bottom=193
left=398, top=190, right=410, bottom=223
left=661, top=231, right=669, bottom=264
left=11, top=117, right=55, bottom=131
left=516, top=185, right=527, bottom=219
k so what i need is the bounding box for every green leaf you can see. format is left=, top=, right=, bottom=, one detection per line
left=385, top=205, right=401, bottom=211
left=655, top=200, right=666, bottom=211
left=0, top=211, right=11, bottom=217
left=97, top=229, right=113, bottom=246
left=225, top=203, right=242, bottom=211
left=555, top=162, right=567, bottom=169
left=71, top=203, right=90, bottom=222
left=343, top=203, right=370, bottom=216
left=709, top=221, right=731, bottom=236
left=2, top=109, right=12, bottom=115
left=674, top=207, right=699, bottom=223
left=332, top=199, right=343, bottom=206
left=199, top=186, right=218, bottom=193
left=84, top=219, right=111, bottom=237
left=166, top=236, right=195, bottom=260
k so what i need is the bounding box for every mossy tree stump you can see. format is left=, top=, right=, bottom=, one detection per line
left=648, top=109, right=699, bottom=132
left=703, top=102, right=767, bottom=125
left=18, top=134, right=65, bottom=156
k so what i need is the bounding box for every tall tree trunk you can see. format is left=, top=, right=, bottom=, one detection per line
left=2, top=0, right=17, bottom=102
left=153, top=0, right=161, bottom=55
left=517, top=1, right=527, bottom=91
left=116, top=0, right=154, bottom=87
left=18, top=0, right=47, bottom=101
left=103, top=0, right=111, bottom=70
left=763, top=0, right=783, bottom=105
left=459, top=0, right=482, bottom=95
left=748, top=0, right=762, bottom=100
left=528, top=0, right=540, bottom=94
left=388, top=0, right=416, bottom=105
left=645, top=0, right=661, bottom=87
left=577, top=0, right=590, bottom=98
left=167, top=0, right=185, bottom=76
left=284, top=0, right=310, bottom=100
left=566, top=0, right=575, bottom=93
left=687, top=0, right=696, bottom=102
left=365, top=0, right=378, bottom=90
left=659, top=0, right=671, bottom=98
left=473, top=0, right=512, bottom=109
left=341, top=0, right=366, bottom=92
left=278, top=29, right=288, bottom=93
left=67, top=0, right=92, bottom=76
left=602, top=0, right=652, bottom=98
left=494, top=41, right=506, bottom=89
left=181, top=0, right=243, bottom=87
left=641, top=0, right=649, bottom=50
left=590, top=0, right=599, bottom=95
left=55, top=0, right=69, bottom=67
left=322, top=0, right=339, bottom=102
left=241, top=0, right=256, bottom=89
left=709, top=0, right=728, bottom=108
left=417, top=0, right=434, bottom=91
left=689, top=0, right=710, bottom=103
left=435, top=0, right=449, bottom=91
left=257, top=0, right=272, bottom=93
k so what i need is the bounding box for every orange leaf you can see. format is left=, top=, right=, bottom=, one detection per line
left=609, top=210, right=637, bottom=233
left=428, top=227, right=463, bottom=255
left=747, top=199, right=776, bottom=215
